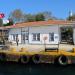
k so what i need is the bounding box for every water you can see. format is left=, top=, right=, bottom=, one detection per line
left=0, top=62, right=75, bottom=75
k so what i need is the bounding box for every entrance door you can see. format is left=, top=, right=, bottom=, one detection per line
left=21, top=33, right=29, bottom=44
left=22, top=34, right=25, bottom=44
left=60, top=27, right=73, bottom=44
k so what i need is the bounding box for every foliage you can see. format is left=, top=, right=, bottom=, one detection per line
left=39, top=11, right=57, bottom=20
left=8, top=9, right=58, bottom=24
left=0, top=19, right=3, bottom=27
left=67, top=14, right=75, bottom=21
left=8, top=18, right=14, bottom=25
left=35, top=13, right=45, bottom=21
left=25, top=14, right=35, bottom=22
left=4, top=18, right=14, bottom=26
left=9, top=9, right=24, bottom=23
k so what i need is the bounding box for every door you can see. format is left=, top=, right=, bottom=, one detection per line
left=21, top=34, right=25, bottom=44
left=21, top=33, right=29, bottom=44
left=60, top=27, right=73, bottom=44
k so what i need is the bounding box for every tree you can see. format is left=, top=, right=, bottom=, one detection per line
left=0, top=19, right=3, bottom=27
left=35, top=13, right=45, bottom=21
left=40, top=11, right=58, bottom=20
left=25, top=14, right=35, bottom=22
left=8, top=18, right=14, bottom=25
left=67, top=14, right=75, bottom=21
left=4, top=18, right=14, bottom=26
left=8, top=9, right=58, bottom=24
left=41, top=11, right=52, bottom=20
left=9, top=9, right=24, bottom=23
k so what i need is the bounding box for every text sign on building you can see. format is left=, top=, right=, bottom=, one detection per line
left=0, top=13, right=5, bottom=18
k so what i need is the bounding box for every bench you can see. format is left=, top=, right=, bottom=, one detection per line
left=45, top=48, right=58, bottom=52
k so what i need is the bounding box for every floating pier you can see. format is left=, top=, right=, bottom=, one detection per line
left=0, top=47, right=75, bottom=66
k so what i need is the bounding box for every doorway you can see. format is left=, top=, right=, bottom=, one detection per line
left=21, top=32, right=29, bottom=44
left=60, top=27, right=73, bottom=44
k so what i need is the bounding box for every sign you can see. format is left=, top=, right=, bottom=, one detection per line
left=0, top=13, right=5, bottom=18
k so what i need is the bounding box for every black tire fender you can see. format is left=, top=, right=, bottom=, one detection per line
left=32, top=54, right=40, bottom=64
left=58, top=55, right=68, bottom=66
left=20, top=55, right=30, bottom=64
left=0, top=53, right=6, bottom=61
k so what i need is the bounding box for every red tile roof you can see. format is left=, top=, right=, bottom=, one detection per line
left=0, top=20, right=75, bottom=29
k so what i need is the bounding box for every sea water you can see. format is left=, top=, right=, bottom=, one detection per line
left=0, top=62, right=75, bottom=75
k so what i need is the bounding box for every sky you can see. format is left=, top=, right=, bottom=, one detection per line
left=0, top=0, right=75, bottom=20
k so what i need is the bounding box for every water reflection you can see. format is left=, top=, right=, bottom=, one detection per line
left=0, top=62, right=75, bottom=75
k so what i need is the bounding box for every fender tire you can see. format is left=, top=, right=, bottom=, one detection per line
left=32, top=54, right=40, bottom=64
left=20, top=55, right=29, bottom=64
left=58, top=55, right=68, bottom=66
left=0, top=53, right=6, bottom=62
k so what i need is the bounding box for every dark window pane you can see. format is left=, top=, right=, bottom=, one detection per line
left=49, top=33, right=54, bottom=41
left=32, top=33, right=40, bottom=41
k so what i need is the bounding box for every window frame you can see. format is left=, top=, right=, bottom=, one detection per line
left=32, top=33, right=40, bottom=41
left=12, top=34, right=18, bottom=41
left=49, top=33, right=54, bottom=41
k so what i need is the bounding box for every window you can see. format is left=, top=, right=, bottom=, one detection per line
left=49, top=33, right=54, bottom=41
left=32, top=33, right=40, bottom=41
left=22, top=34, right=25, bottom=40
left=12, top=34, right=18, bottom=41
left=22, top=33, right=29, bottom=41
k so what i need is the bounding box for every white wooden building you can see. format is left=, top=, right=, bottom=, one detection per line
left=1, top=20, right=75, bottom=45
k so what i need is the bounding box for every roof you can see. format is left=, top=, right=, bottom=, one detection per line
left=0, top=20, right=75, bottom=29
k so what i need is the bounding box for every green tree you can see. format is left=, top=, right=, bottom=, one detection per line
left=40, top=11, right=58, bottom=20
left=41, top=11, right=52, bottom=20
left=8, top=18, right=14, bottom=25
left=4, top=18, right=14, bottom=26
left=35, top=13, right=45, bottom=21
left=0, top=19, right=3, bottom=27
left=67, top=14, right=75, bottom=21
left=8, top=9, right=58, bottom=24
left=9, top=9, right=24, bottom=23
left=25, top=14, right=35, bottom=22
